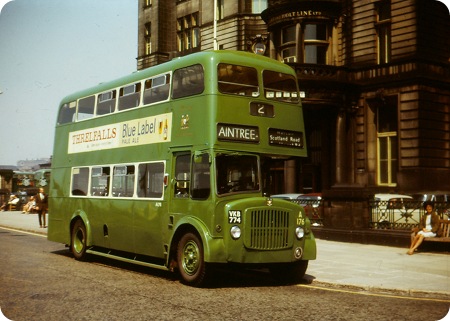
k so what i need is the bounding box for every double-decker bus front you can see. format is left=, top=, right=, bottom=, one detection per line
left=168, top=52, right=316, bottom=285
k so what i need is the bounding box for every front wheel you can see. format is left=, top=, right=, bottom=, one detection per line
left=71, top=219, right=87, bottom=260
left=177, top=232, right=207, bottom=287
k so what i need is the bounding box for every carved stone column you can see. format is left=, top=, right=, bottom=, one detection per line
left=335, top=109, right=347, bottom=185
left=284, top=160, right=297, bottom=193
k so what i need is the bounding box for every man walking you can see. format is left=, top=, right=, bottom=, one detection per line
left=35, top=188, right=48, bottom=228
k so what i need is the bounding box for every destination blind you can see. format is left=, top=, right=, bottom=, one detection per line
left=217, top=124, right=303, bottom=149
left=268, top=128, right=303, bottom=148
left=217, top=123, right=260, bottom=143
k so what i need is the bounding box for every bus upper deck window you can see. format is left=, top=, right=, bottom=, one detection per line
left=119, top=83, right=141, bottom=111
left=144, top=74, right=170, bottom=105
left=218, top=64, right=259, bottom=97
left=172, top=65, right=204, bottom=99
left=57, top=101, right=77, bottom=125
left=97, top=90, right=117, bottom=116
left=263, top=70, right=299, bottom=103
left=77, top=96, right=95, bottom=121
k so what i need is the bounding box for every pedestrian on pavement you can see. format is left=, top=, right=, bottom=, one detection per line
left=35, top=188, right=48, bottom=228
left=407, top=201, right=440, bottom=255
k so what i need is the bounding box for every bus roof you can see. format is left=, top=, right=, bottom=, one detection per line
left=59, top=50, right=296, bottom=105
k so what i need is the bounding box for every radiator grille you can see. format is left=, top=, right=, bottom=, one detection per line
left=247, top=209, right=290, bottom=250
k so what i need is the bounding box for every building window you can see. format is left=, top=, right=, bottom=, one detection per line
left=217, top=0, right=224, bottom=20
left=144, top=0, right=151, bottom=7
left=304, top=24, right=328, bottom=64
left=279, top=23, right=330, bottom=64
left=145, top=23, right=151, bottom=55
left=192, top=13, right=200, bottom=48
left=252, top=0, right=268, bottom=13
left=281, top=25, right=296, bottom=63
left=177, top=13, right=200, bottom=52
left=376, top=104, right=397, bottom=186
left=376, top=1, right=391, bottom=64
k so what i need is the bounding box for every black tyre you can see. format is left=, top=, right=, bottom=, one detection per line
left=71, top=219, right=87, bottom=260
left=270, top=260, right=309, bottom=284
left=177, top=232, right=207, bottom=287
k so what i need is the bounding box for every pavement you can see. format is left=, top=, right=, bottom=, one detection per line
left=1, top=210, right=449, bottom=297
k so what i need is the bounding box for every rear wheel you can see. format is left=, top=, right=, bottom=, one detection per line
left=71, top=220, right=87, bottom=260
left=177, top=232, right=207, bottom=287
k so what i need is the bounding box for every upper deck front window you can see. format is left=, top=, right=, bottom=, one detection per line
left=172, top=64, right=204, bottom=99
left=263, top=71, right=299, bottom=103
left=58, top=101, right=77, bottom=125
left=218, top=64, right=259, bottom=97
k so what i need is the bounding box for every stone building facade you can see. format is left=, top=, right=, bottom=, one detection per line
left=137, top=1, right=268, bottom=69
left=137, top=0, right=450, bottom=231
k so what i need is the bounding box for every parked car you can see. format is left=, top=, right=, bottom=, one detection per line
left=374, top=193, right=413, bottom=204
left=271, top=193, right=323, bottom=226
left=297, top=193, right=323, bottom=226
left=270, top=193, right=303, bottom=200
left=296, top=193, right=322, bottom=208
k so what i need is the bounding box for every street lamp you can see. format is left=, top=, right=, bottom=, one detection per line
left=249, top=35, right=267, bottom=55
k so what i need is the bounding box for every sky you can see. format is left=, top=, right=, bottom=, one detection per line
left=0, top=0, right=137, bottom=166
left=0, top=0, right=449, bottom=167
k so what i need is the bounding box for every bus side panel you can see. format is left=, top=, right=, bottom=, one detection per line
left=47, top=197, right=70, bottom=245
left=133, top=200, right=167, bottom=258
left=48, top=168, right=71, bottom=244
left=84, top=199, right=129, bottom=251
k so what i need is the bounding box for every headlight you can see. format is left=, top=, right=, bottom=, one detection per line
left=230, top=225, right=241, bottom=239
left=295, top=226, right=305, bottom=239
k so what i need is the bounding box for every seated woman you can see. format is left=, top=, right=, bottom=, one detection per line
left=407, top=201, right=441, bottom=255
left=0, top=194, right=20, bottom=211
left=22, top=196, right=36, bottom=214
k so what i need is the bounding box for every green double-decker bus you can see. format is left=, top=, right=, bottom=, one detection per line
left=48, top=50, right=316, bottom=286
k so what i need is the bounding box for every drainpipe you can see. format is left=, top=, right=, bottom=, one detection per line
left=213, top=0, right=218, bottom=50
left=335, top=109, right=346, bottom=185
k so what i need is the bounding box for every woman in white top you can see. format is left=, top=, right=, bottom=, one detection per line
left=407, top=201, right=440, bottom=255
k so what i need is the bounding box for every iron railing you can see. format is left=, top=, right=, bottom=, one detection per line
left=284, top=198, right=449, bottom=230
left=369, top=200, right=450, bottom=230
